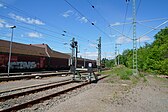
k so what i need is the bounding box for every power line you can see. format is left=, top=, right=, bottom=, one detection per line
left=136, top=0, right=142, bottom=15
left=0, top=15, right=90, bottom=52
left=87, top=0, right=109, bottom=25
left=0, top=31, right=70, bottom=51
left=0, top=15, right=66, bottom=39
left=0, top=14, right=92, bottom=47
left=137, top=22, right=162, bottom=30
left=0, top=1, right=90, bottom=44
left=138, top=18, right=168, bottom=23
left=64, top=0, right=112, bottom=41
left=122, top=1, right=129, bottom=35
left=0, top=16, right=70, bottom=44
left=137, top=19, right=168, bottom=40
left=109, top=26, right=132, bottom=40
left=87, top=1, right=132, bottom=40
left=110, top=18, right=167, bottom=27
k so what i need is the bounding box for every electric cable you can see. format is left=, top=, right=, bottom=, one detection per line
left=64, top=0, right=112, bottom=41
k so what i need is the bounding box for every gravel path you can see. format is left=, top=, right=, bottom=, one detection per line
left=47, top=75, right=168, bottom=112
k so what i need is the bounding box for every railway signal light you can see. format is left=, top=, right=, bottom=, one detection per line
left=74, top=41, right=77, bottom=47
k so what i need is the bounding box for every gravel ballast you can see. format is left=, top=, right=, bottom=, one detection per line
left=47, top=75, right=168, bottom=112
left=0, top=76, right=71, bottom=92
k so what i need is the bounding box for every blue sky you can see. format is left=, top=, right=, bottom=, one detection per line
left=0, top=0, right=168, bottom=60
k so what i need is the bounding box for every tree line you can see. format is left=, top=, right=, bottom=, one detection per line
left=102, top=27, right=168, bottom=75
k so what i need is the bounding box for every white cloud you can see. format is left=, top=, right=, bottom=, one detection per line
left=5, top=33, right=11, bottom=37
left=126, top=17, right=133, bottom=21
left=0, top=19, right=6, bottom=24
left=62, top=10, right=74, bottom=18
left=0, top=19, right=13, bottom=28
left=86, top=52, right=98, bottom=57
left=79, top=17, right=88, bottom=23
left=0, top=3, right=7, bottom=8
left=62, top=10, right=89, bottom=24
left=0, top=23, right=3, bottom=27
left=110, top=22, right=121, bottom=26
left=116, top=36, right=132, bottom=44
left=27, top=32, right=43, bottom=38
left=138, top=36, right=151, bottom=42
left=8, top=13, right=45, bottom=25
left=116, top=36, right=151, bottom=44
left=78, top=52, right=98, bottom=60
left=5, top=24, right=12, bottom=28
left=89, top=43, right=97, bottom=48
left=109, top=34, right=116, bottom=38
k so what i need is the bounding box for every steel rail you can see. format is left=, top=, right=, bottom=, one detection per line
left=0, top=79, right=71, bottom=94
left=0, top=80, right=73, bottom=102
left=0, top=75, right=108, bottom=112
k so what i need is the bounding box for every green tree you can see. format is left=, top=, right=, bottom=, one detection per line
left=118, top=27, right=168, bottom=75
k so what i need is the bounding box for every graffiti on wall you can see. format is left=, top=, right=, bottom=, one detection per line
left=10, top=62, right=37, bottom=69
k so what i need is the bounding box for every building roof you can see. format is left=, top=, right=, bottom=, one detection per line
left=0, top=39, right=70, bottom=59
left=32, top=44, right=70, bottom=59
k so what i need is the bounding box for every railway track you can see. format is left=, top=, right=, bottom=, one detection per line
left=0, top=79, right=71, bottom=95
left=0, top=80, right=73, bottom=101
left=0, top=75, right=107, bottom=112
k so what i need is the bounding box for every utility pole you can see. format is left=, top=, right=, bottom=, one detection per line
left=115, top=43, right=121, bottom=66
left=70, top=38, right=75, bottom=67
left=70, top=38, right=78, bottom=69
left=97, top=37, right=101, bottom=72
left=8, top=26, right=16, bottom=77
left=115, top=44, right=117, bottom=66
left=117, top=44, right=121, bottom=65
left=74, top=41, right=78, bottom=69
left=84, top=48, right=87, bottom=68
left=118, top=48, right=120, bottom=65
left=70, top=38, right=75, bottom=80
left=132, top=0, right=138, bottom=75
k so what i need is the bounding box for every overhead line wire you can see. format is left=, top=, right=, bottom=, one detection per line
left=0, top=14, right=89, bottom=45
left=0, top=15, right=70, bottom=44
left=137, top=19, right=168, bottom=40
left=122, top=1, right=129, bottom=35
left=106, top=17, right=168, bottom=27
left=0, top=1, right=90, bottom=44
left=137, top=22, right=162, bottom=30
left=64, top=0, right=112, bottom=41
left=87, top=0, right=132, bottom=40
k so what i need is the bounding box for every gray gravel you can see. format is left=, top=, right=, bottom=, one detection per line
left=0, top=79, right=71, bottom=97
left=46, top=75, right=168, bottom=112
left=0, top=76, right=71, bottom=93
left=0, top=82, right=80, bottom=110
left=19, top=84, right=95, bottom=112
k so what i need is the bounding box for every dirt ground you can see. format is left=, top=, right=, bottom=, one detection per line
left=47, top=75, right=168, bottom=112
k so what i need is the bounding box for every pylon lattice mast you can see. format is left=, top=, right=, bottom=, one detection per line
left=132, top=0, right=138, bottom=75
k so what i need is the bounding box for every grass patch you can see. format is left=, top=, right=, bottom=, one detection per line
left=112, top=66, right=132, bottom=80
left=101, top=66, right=133, bottom=80
left=139, top=73, right=148, bottom=82
left=101, top=66, right=149, bottom=84
left=143, top=77, right=147, bottom=82
left=131, top=76, right=139, bottom=84
left=100, top=70, right=113, bottom=75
